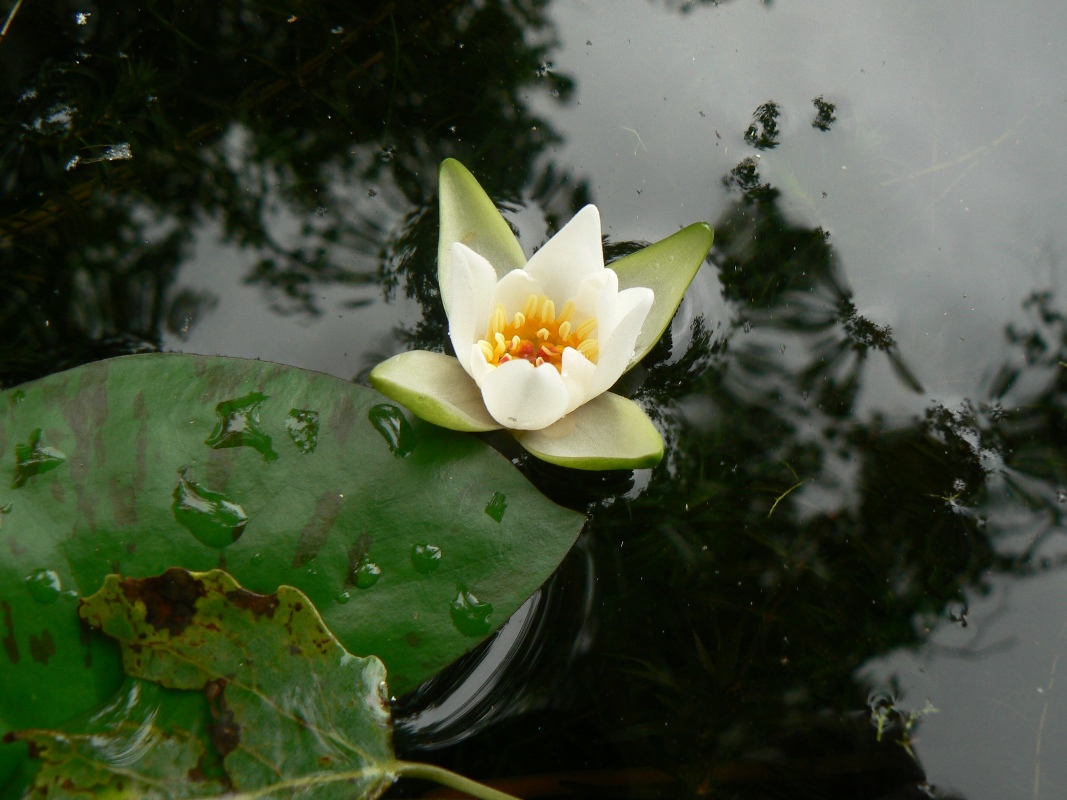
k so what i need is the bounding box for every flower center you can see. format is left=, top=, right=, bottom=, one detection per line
left=478, top=294, right=599, bottom=371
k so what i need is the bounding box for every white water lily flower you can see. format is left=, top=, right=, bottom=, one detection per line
left=370, top=159, right=713, bottom=470
left=446, top=206, right=653, bottom=430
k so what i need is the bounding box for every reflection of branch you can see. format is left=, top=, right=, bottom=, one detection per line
left=0, top=0, right=23, bottom=42
left=768, top=462, right=803, bottom=518
left=1033, top=618, right=1067, bottom=798
left=620, top=126, right=648, bottom=156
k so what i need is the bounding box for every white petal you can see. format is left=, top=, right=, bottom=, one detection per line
left=490, top=268, right=543, bottom=315
left=559, top=347, right=597, bottom=414
left=448, top=243, right=498, bottom=375
left=479, top=359, right=570, bottom=430
left=524, top=206, right=605, bottom=301
left=469, top=342, right=493, bottom=385
left=588, top=286, right=654, bottom=397
left=570, top=268, right=619, bottom=335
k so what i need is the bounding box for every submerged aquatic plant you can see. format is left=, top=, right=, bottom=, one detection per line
left=371, top=159, right=713, bottom=470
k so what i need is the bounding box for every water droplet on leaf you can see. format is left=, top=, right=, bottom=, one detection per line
left=484, top=492, right=507, bottom=522
left=285, top=408, right=320, bottom=454
left=205, top=392, right=278, bottom=461
left=13, top=428, right=66, bottom=488
left=450, top=586, right=493, bottom=637
left=353, top=558, right=382, bottom=589
left=336, top=590, right=351, bottom=605
left=172, top=469, right=248, bottom=548
left=368, top=404, right=417, bottom=457
left=25, top=569, right=62, bottom=604
left=410, top=544, right=442, bottom=574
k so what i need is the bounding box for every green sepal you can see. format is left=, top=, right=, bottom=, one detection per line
left=611, top=222, right=714, bottom=367
left=513, top=392, right=664, bottom=470
left=438, top=159, right=527, bottom=317
left=369, top=350, right=503, bottom=432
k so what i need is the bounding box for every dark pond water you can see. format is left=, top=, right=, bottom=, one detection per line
left=3, top=1, right=1067, bottom=798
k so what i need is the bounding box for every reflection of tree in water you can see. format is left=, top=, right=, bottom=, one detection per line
left=0, top=0, right=586, bottom=385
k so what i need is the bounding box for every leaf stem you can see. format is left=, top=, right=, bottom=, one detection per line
left=395, top=760, right=524, bottom=800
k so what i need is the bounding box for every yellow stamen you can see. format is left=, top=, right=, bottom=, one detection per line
left=489, top=305, right=506, bottom=336
left=477, top=292, right=599, bottom=372
left=575, top=319, right=597, bottom=340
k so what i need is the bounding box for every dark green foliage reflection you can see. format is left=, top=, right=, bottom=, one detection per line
left=0, top=0, right=586, bottom=384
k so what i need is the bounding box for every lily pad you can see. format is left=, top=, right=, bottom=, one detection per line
left=0, top=353, right=584, bottom=782
left=8, top=569, right=396, bottom=799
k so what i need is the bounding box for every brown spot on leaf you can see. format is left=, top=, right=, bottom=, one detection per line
left=109, top=475, right=139, bottom=527
left=291, top=489, right=344, bottom=568
left=6, top=534, right=26, bottom=558
left=133, top=390, right=148, bottom=489
left=29, top=629, right=55, bottom=664
left=345, top=531, right=373, bottom=588
left=50, top=478, right=65, bottom=505
left=289, top=644, right=302, bottom=656
left=63, top=378, right=108, bottom=531
left=120, top=568, right=206, bottom=636
left=225, top=588, right=279, bottom=619
left=404, top=632, right=422, bottom=648
left=328, top=392, right=356, bottom=446
left=1, top=601, right=18, bottom=663
left=204, top=679, right=240, bottom=758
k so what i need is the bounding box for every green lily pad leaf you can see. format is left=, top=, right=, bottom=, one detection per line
left=0, top=353, right=583, bottom=778
left=369, top=351, right=502, bottom=433
left=611, top=222, right=714, bottom=368
left=438, top=158, right=526, bottom=317
left=8, top=569, right=398, bottom=799
left=513, top=393, right=664, bottom=470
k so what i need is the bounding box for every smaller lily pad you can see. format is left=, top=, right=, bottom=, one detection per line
left=33, top=568, right=400, bottom=800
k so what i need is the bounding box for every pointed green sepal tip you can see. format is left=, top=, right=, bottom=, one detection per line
left=369, top=350, right=503, bottom=432
left=612, top=221, right=714, bottom=368
left=513, top=392, right=664, bottom=471
left=438, top=159, right=526, bottom=317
